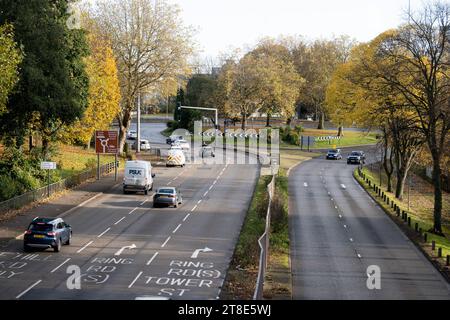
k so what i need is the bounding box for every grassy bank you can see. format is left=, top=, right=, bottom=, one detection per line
left=354, top=167, right=450, bottom=271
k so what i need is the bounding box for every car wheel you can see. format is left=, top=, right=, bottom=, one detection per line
left=54, top=238, right=61, bottom=252
left=65, top=232, right=71, bottom=245
left=174, top=202, right=178, bottom=208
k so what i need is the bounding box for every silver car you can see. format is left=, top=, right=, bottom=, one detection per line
left=153, top=187, right=183, bottom=208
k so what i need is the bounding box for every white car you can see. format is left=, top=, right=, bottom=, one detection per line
left=166, top=147, right=186, bottom=167
left=127, top=130, right=137, bottom=140
left=173, top=139, right=190, bottom=150
left=123, top=160, right=155, bottom=195
left=133, top=139, right=151, bottom=151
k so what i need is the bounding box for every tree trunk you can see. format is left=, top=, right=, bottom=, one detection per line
left=395, top=167, right=407, bottom=200
left=317, top=111, right=325, bottom=130
left=266, top=113, right=271, bottom=127
left=241, top=113, right=247, bottom=130
left=29, top=135, right=34, bottom=152
left=42, top=136, right=49, bottom=159
left=431, top=150, right=443, bottom=234
left=118, top=109, right=132, bottom=153
left=337, top=125, right=344, bottom=137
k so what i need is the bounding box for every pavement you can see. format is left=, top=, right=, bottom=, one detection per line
left=289, top=146, right=450, bottom=299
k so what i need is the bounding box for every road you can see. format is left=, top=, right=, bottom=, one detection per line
left=289, top=146, right=450, bottom=299
left=0, top=125, right=259, bottom=300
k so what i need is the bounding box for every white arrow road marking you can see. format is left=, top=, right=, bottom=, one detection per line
left=146, top=252, right=159, bottom=266
left=114, top=244, right=137, bottom=256
left=77, top=240, right=94, bottom=253
left=341, top=184, right=347, bottom=189
left=128, top=271, right=143, bottom=288
left=16, top=280, right=42, bottom=299
left=191, top=247, right=213, bottom=259
left=51, top=258, right=71, bottom=273
left=304, top=182, right=308, bottom=187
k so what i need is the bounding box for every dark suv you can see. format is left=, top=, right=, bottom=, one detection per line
left=23, top=217, right=72, bottom=252
left=347, top=151, right=366, bottom=164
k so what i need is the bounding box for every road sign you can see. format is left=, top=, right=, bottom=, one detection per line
left=40, top=162, right=56, bottom=170
left=95, top=131, right=119, bottom=154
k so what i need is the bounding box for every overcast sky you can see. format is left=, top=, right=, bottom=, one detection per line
left=169, top=0, right=425, bottom=58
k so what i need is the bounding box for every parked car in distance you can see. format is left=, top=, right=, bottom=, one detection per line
left=326, top=149, right=342, bottom=160
left=166, top=135, right=183, bottom=145
left=132, top=139, right=151, bottom=151
left=166, top=146, right=186, bottom=167
left=127, top=130, right=137, bottom=140
left=200, top=146, right=215, bottom=158
left=23, top=217, right=72, bottom=252
left=123, top=160, right=155, bottom=195
left=347, top=151, right=366, bottom=164
left=153, top=187, right=182, bottom=208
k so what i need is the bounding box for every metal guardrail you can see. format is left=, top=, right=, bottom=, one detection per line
left=253, top=174, right=276, bottom=300
left=0, top=161, right=118, bottom=214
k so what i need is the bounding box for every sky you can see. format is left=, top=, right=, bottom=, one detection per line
left=169, top=0, right=425, bottom=58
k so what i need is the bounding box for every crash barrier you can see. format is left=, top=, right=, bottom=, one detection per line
left=253, top=174, right=276, bottom=300
left=0, top=161, right=118, bottom=214
left=315, top=136, right=343, bottom=141
left=356, top=167, right=449, bottom=267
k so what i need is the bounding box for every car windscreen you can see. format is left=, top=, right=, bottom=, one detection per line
left=29, top=223, right=53, bottom=231
left=157, top=189, right=175, bottom=194
left=351, top=152, right=361, bottom=156
left=328, top=150, right=338, bottom=153
left=127, top=168, right=144, bottom=176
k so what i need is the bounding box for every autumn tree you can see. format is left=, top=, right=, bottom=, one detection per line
left=62, top=14, right=121, bottom=148
left=92, top=0, right=194, bottom=152
left=0, top=24, right=22, bottom=115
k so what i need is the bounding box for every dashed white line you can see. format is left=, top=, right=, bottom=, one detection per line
left=209, top=185, right=213, bottom=191
left=50, top=258, right=71, bottom=273
left=349, top=238, right=354, bottom=242
left=97, top=227, right=111, bottom=238
left=140, top=199, right=148, bottom=206
left=161, top=236, right=171, bottom=248
left=172, top=224, right=182, bottom=234
left=338, top=214, right=342, bottom=219
left=191, top=206, right=197, bottom=212
left=77, top=240, right=94, bottom=253
left=343, top=225, right=347, bottom=228
left=197, top=199, right=202, bottom=205
left=341, top=184, right=347, bottom=189
left=146, top=252, right=159, bottom=266
left=213, top=180, right=217, bottom=185
left=128, top=271, right=143, bottom=288
left=304, top=182, right=308, bottom=187
left=128, top=208, right=138, bottom=215
left=203, top=191, right=208, bottom=197
left=16, top=280, right=42, bottom=299
left=183, top=213, right=191, bottom=221
left=357, top=253, right=362, bottom=259
left=114, top=216, right=126, bottom=225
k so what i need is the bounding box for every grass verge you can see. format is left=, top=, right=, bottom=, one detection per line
left=354, top=168, right=450, bottom=279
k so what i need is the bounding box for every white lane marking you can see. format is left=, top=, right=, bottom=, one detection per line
left=161, top=236, right=171, bottom=248
left=128, top=208, right=138, bottom=215
left=167, top=181, right=171, bottom=185
left=349, top=238, right=354, bottom=242
left=328, top=192, right=331, bottom=195
left=331, top=198, right=334, bottom=201
left=16, top=280, right=42, bottom=299
left=128, top=271, right=143, bottom=288
left=335, top=206, right=338, bottom=209
left=343, top=225, right=347, bottom=228
left=173, top=177, right=178, bottom=181
left=191, top=205, right=197, bottom=212
left=203, top=191, right=209, bottom=197
left=140, top=199, right=148, bottom=206
left=197, top=199, right=202, bottom=205
left=304, top=182, right=308, bottom=187
left=172, top=224, right=182, bottom=234
left=213, top=180, right=217, bottom=185
left=183, top=213, right=190, bottom=221
left=51, top=258, right=71, bottom=273
left=338, top=214, right=342, bottom=219
left=357, top=253, right=362, bottom=259
left=146, top=252, right=159, bottom=266
left=341, top=184, right=347, bottom=189
left=97, top=227, right=111, bottom=238
left=114, top=216, right=126, bottom=225
left=209, top=185, right=213, bottom=191
left=77, top=240, right=94, bottom=253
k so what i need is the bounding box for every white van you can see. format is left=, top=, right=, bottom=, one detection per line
left=123, top=160, right=155, bottom=195
left=166, top=147, right=186, bottom=167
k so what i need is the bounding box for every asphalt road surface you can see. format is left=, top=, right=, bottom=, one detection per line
left=0, top=126, right=259, bottom=300
left=289, top=146, right=450, bottom=299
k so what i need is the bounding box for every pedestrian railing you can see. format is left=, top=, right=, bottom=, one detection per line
left=253, top=174, right=276, bottom=300
left=0, top=161, right=118, bottom=214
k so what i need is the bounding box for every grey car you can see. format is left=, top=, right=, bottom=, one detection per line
left=153, top=187, right=183, bottom=208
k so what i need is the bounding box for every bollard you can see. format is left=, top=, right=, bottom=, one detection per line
left=447, top=255, right=449, bottom=266
left=397, top=208, right=401, bottom=217
left=437, top=248, right=442, bottom=258
left=387, top=198, right=390, bottom=205
left=419, top=227, right=422, bottom=234
left=424, top=233, right=428, bottom=242
left=432, top=240, right=435, bottom=251
left=415, top=223, right=418, bottom=232
left=407, top=217, right=411, bottom=227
